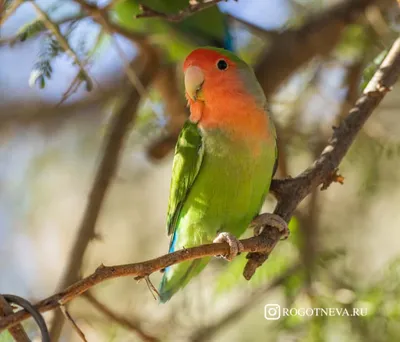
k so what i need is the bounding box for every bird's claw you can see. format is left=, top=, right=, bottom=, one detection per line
left=213, top=232, right=244, bottom=261
left=250, top=213, right=289, bottom=240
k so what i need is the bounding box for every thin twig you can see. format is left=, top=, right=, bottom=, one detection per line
left=56, top=27, right=107, bottom=106
left=1, top=294, right=50, bottom=342
left=143, top=276, right=160, bottom=301
left=74, top=0, right=149, bottom=96
left=0, top=0, right=24, bottom=26
left=59, top=305, right=88, bottom=342
left=0, top=14, right=86, bottom=46
left=137, top=0, right=232, bottom=22
left=0, top=295, right=30, bottom=342
left=109, top=35, right=148, bottom=97
left=84, top=293, right=159, bottom=342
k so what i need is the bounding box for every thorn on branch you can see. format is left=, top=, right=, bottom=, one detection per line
left=60, top=304, right=88, bottom=342
left=321, top=169, right=345, bottom=190
left=144, top=276, right=161, bottom=301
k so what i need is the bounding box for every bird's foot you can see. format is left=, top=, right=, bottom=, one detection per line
left=250, top=213, right=289, bottom=240
left=213, top=232, right=244, bottom=261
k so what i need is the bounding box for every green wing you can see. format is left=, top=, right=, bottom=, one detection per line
left=167, top=121, right=204, bottom=236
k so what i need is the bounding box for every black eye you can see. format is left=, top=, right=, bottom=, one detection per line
left=217, top=59, right=228, bottom=70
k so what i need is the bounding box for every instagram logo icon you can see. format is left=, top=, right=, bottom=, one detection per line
left=264, top=304, right=281, bottom=320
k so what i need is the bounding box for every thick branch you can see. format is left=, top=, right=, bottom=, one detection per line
left=245, top=37, right=400, bottom=278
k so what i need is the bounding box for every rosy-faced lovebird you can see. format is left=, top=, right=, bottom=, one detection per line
left=159, top=47, right=288, bottom=302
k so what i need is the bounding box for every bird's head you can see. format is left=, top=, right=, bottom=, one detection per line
left=183, top=47, right=247, bottom=103
left=183, top=48, right=266, bottom=121
left=182, top=47, right=269, bottom=136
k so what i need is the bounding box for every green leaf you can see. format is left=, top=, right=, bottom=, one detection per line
left=336, top=24, right=370, bottom=59
left=17, top=20, right=46, bottom=42
left=361, top=50, right=388, bottom=90
left=30, top=35, right=62, bottom=89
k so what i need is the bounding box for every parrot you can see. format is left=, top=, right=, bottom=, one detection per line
left=159, top=47, right=289, bottom=302
left=111, top=0, right=233, bottom=61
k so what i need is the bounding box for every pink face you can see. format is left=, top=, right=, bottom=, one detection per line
left=183, top=48, right=239, bottom=103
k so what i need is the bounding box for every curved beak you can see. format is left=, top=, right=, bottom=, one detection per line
left=184, top=66, right=204, bottom=101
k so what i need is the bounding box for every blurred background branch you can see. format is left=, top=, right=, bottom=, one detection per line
left=48, top=43, right=160, bottom=340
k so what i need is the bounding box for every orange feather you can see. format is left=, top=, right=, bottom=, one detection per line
left=184, top=49, right=271, bottom=143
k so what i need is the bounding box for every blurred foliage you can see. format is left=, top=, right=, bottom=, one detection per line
left=16, top=19, right=46, bottom=42
left=112, top=0, right=231, bottom=60
left=29, top=35, right=62, bottom=89
left=0, top=332, right=12, bottom=342
left=361, top=50, right=389, bottom=90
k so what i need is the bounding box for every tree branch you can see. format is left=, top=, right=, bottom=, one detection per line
left=0, top=0, right=23, bottom=26
left=0, top=231, right=285, bottom=332
left=48, top=44, right=160, bottom=340
left=136, top=0, right=232, bottom=22
left=73, top=0, right=146, bottom=43
left=246, top=36, right=400, bottom=279
left=0, top=295, right=30, bottom=342
left=0, top=295, right=50, bottom=342
left=59, top=305, right=87, bottom=342
left=256, top=0, right=391, bottom=97
left=1, top=0, right=399, bottom=336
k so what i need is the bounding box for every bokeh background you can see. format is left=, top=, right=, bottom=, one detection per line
left=1, top=0, right=400, bottom=341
